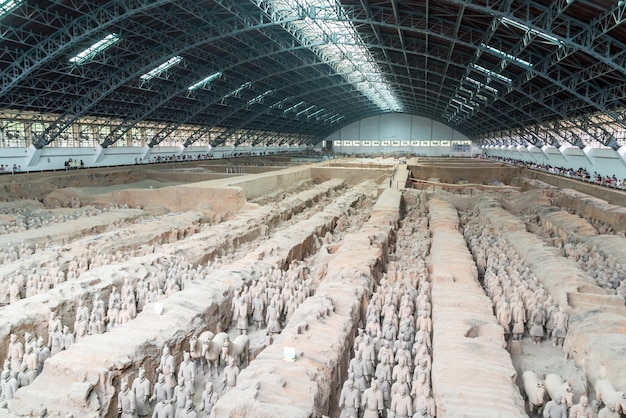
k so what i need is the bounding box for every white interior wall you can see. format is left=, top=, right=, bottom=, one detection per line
left=0, top=144, right=308, bottom=172
left=484, top=145, right=626, bottom=179
left=585, top=147, right=626, bottom=178
left=324, top=113, right=472, bottom=156
left=411, top=116, right=431, bottom=140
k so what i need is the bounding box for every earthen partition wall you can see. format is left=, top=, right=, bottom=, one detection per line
left=10, top=178, right=368, bottom=417
left=213, top=188, right=402, bottom=418
left=475, top=198, right=626, bottom=393
left=428, top=198, right=527, bottom=417
left=0, top=179, right=345, bottom=370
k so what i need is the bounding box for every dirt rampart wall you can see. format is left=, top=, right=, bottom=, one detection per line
left=428, top=198, right=526, bottom=417
left=410, top=164, right=521, bottom=184
left=212, top=188, right=401, bottom=418
left=476, top=199, right=626, bottom=393
left=516, top=171, right=626, bottom=206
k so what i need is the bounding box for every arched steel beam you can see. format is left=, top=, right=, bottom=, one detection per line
left=140, top=49, right=468, bottom=148
left=203, top=82, right=463, bottom=148
left=179, top=71, right=473, bottom=148
left=309, top=2, right=626, bottom=131
left=452, top=16, right=619, bottom=131
left=0, top=0, right=174, bottom=99
left=28, top=0, right=301, bottom=147
left=11, top=2, right=502, bottom=145
left=99, top=33, right=365, bottom=146
left=439, top=0, right=576, bottom=125
left=442, top=1, right=588, bottom=139
left=441, top=0, right=626, bottom=75
left=95, top=1, right=480, bottom=147
left=457, top=35, right=624, bottom=148
left=14, top=0, right=620, bottom=149
left=332, top=1, right=626, bottom=77
left=171, top=36, right=488, bottom=142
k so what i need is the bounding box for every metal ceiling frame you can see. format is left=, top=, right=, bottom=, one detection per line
left=0, top=0, right=623, bottom=150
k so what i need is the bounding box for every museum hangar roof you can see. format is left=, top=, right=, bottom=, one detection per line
left=0, top=0, right=624, bottom=147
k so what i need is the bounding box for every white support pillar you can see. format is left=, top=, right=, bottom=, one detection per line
left=25, top=145, right=43, bottom=168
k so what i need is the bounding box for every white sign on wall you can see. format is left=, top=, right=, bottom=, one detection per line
left=453, top=143, right=471, bottom=153
left=441, top=140, right=450, bottom=146
left=431, top=141, right=440, bottom=146
left=421, top=141, right=430, bottom=146
left=343, top=140, right=352, bottom=146
left=372, top=141, right=380, bottom=146
left=382, top=140, right=390, bottom=146
left=411, top=141, right=420, bottom=146
left=362, top=141, right=371, bottom=146
left=401, top=141, right=409, bottom=146
left=391, top=141, right=400, bottom=146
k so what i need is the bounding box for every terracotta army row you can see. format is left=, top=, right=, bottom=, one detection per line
left=0, top=205, right=136, bottom=268
left=460, top=212, right=614, bottom=418
left=339, top=206, right=436, bottom=418
left=117, top=341, right=240, bottom=418
left=0, top=329, right=66, bottom=405
left=563, top=243, right=626, bottom=299
left=518, top=207, right=625, bottom=298
left=0, top=205, right=111, bottom=235
left=0, top=217, right=204, bottom=308
left=69, top=257, right=221, bottom=342
left=230, top=260, right=314, bottom=336
left=0, top=249, right=127, bottom=307
left=119, top=262, right=321, bottom=417
left=464, top=218, right=569, bottom=347
left=341, top=278, right=434, bottom=418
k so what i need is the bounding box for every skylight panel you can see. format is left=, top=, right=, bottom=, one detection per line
left=69, top=33, right=120, bottom=65
left=481, top=43, right=532, bottom=68
left=270, top=97, right=291, bottom=109
left=284, top=101, right=305, bottom=113
left=0, top=0, right=22, bottom=20
left=297, top=105, right=316, bottom=116
left=465, top=77, right=499, bottom=94
left=483, top=85, right=499, bottom=94
left=247, top=89, right=273, bottom=105
left=501, top=17, right=562, bottom=45
left=307, top=108, right=324, bottom=118
left=188, top=72, right=222, bottom=91
left=225, top=82, right=251, bottom=98
left=252, top=0, right=402, bottom=113
left=471, top=64, right=512, bottom=84
left=451, top=98, right=474, bottom=111
left=140, top=56, right=183, bottom=81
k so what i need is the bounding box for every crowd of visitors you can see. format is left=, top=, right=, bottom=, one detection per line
left=0, top=164, right=20, bottom=174
left=489, top=156, right=626, bottom=189
left=136, top=150, right=280, bottom=165
left=64, top=159, right=83, bottom=169
left=0, top=148, right=294, bottom=175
